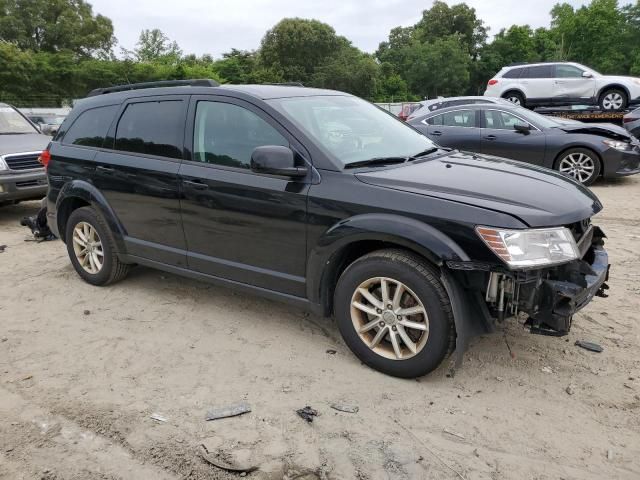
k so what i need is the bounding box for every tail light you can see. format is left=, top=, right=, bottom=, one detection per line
left=488, top=79, right=498, bottom=86
left=38, top=149, right=51, bottom=170
left=623, top=117, right=636, bottom=123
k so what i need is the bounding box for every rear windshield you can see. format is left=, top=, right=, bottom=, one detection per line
left=0, top=106, right=38, bottom=134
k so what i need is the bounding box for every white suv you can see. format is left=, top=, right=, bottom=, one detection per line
left=484, top=62, right=640, bottom=111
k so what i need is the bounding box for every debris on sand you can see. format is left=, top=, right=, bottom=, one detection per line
left=443, top=428, right=466, bottom=440
left=575, top=340, right=604, bottom=353
left=0, top=245, right=6, bottom=253
left=330, top=403, right=359, bottom=414
left=199, top=443, right=259, bottom=473
left=541, top=366, right=553, bottom=374
left=205, top=402, right=251, bottom=421
left=565, top=385, right=576, bottom=396
left=150, top=413, right=168, bottom=423
left=296, top=406, right=319, bottom=423
left=326, top=349, right=337, bottom=355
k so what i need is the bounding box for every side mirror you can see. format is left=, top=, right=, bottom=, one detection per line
left=582, top=71, right=593, bottom=78
left=514, top=123, right=531, bottom=134
left=250, top=146, right=308, bottom=178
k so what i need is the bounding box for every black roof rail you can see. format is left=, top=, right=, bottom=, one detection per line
left=262, top=82, right=304, bottom=87
left=507, top=61, right=562, bottom=67
left=87, top=79, right=220, bottom=97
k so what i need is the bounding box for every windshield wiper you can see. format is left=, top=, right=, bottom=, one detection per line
left=411, top=147, right=439, bottom=158
left=344, top=156, right=409, bottom=169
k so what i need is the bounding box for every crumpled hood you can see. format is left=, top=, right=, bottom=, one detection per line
left=558, top=122, right=636, bottom=142
left=0, top=133, right=50, bottom=156
left=356, top=151, right=603, bottom=227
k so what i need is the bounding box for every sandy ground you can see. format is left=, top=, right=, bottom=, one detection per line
left=1, top=177, right=639, bottom=480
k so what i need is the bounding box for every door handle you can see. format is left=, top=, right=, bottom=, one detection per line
left=484, top=135, right=497, bottom=141
left=431, top=130, right=443, bottom=136
left=96, top=165, right=114, bottom=173
left=183, top=179, right=208, bottom=190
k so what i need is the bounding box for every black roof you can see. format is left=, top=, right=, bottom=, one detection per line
left=77, top=80, right=347, bottom=110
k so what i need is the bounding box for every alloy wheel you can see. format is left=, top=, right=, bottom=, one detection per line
left=350, top=277, right=429, bottom=360
left=558, top=152, right=596, bottom=184
left=602, top=92, right=623, bottom=110
left=72, top=221, right=104, bottom=274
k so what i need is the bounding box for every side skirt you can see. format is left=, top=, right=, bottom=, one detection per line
left=120, top=254, right=324, bottom=316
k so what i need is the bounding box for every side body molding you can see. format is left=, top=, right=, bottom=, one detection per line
left=306, top=213, right=471, bottom=310
left=55, top=179, right=127, bottom=252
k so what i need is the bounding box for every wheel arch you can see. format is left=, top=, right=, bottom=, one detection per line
left=55, top=180, right=126, bottom=252
left=597, top=84, right=630, bottom=102
left=501, top=89, right=526, bottom=103
left=307, top=213, right=470, bottom=317
left=552, top=145, right=603, bottom=174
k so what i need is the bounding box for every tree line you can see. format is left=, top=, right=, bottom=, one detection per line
left=1, top=0, right=639, bottom=107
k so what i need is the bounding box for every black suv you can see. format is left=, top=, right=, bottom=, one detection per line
left=45, top=80, right=610, bottom=378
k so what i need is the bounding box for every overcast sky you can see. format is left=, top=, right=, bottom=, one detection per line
left=89, top=0, right=628, bottom=58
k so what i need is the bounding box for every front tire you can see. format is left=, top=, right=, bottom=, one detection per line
left=334, top=249, right=455, bottom=378
left=555, top=148, right=601, bottom=186
left=65, top=206, right=130, bottom=286
left=599, top=88, right=627, bottom=111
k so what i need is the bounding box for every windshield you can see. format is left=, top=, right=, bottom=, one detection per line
left=268, top=96, right=437, bottom=167
left=0, top=106, right=38, bottom=134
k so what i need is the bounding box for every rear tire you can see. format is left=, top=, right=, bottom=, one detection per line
left=502, top=91, right=525, bottom=107
left=65, top=206, right=130, bottom=286
left=599, top=88, right=627, bottom=111
left=334, top=249, right=455, bottom=378
left=554, top=148, right=601, bottom=186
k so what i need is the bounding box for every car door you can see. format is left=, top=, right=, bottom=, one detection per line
left=520, top=65, right=554, bottom=105
left=479, top=108, right=547, bottom=165
left=420, top=109, right=481, bottom=152
left=552, top=64, right=596, bottom=104
left=179, top=96, right=310, bottom=297
left=93, top=95, right=188, bottom=266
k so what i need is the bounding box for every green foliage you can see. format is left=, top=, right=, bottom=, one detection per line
left=3, top=0, right=640, bottom=107
left=0, top=0, right=114, bottom=56
left=260, top=18, right=344, bottom=82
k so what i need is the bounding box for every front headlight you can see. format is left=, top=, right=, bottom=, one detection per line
left=0, top=156, right=7, bottom=171
left=603, top=139, right=631, bottom=151
left=476, top=226, right=579, bottom=268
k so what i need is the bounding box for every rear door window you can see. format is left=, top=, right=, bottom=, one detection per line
left=114, top=100, right=185, bottom=159
left=428, top=110, right=476, bottom=127
left=522, top=65, right=552, bottom=78
left=62, top=105, right=118, bottom=147
left=502, top=68, right=524, bottom=79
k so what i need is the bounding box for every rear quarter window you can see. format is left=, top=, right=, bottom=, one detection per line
left=62, top=105, right=118, bottom=148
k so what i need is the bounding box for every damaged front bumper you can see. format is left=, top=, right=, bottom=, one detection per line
left=444, top=225, right=610, bottom=363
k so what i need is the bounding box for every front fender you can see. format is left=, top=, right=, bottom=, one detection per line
left=306, top=213, right=470, bottom=309
left=55, top=180, right=126, bottom=252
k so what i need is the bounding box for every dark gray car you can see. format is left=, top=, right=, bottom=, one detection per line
left=0, top=103, right=50, bottom=205
left=408, top=103, right=640, bottom=185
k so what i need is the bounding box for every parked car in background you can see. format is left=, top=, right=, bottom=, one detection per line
left=44, top=80, right=610, bottom=378
left=407, top=96, right=512, bottom=120
left=484, top=62, right=640, bottom=111
left=26, top=113, right=66, bottom=136
left=0, top=103, right=50, bottom=206
left=398, top=102, right=421, bottom=121
left=623, top=107, right=640, bottom=137
left=408, top=102, right=640, bottom=185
